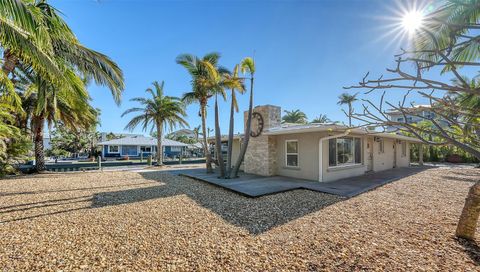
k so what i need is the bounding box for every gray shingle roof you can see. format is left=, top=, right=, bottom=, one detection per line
left=97, top=136, right=188, bottom=146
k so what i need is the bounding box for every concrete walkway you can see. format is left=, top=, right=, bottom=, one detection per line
left=178, top=167, right=429, bottom=198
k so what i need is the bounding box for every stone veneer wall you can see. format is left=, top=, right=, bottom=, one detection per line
left=244, top=105, right=281, bottom=176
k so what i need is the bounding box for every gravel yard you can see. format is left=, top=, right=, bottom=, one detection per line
left=0, top=168, right=479, bottom=271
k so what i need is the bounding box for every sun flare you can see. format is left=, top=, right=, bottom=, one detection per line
left=402, top=10, right=424, bottom=33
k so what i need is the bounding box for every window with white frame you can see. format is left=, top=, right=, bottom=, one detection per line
left=378, top=139, right=385, bottom=153
left=108, top=145, right=119, bottom=153
left=329, top=137, right=362, bottom=167
left=140, top=146, right=152, bottom=153
left=401, top=141, right=407, bottom=157
left=285, top=140, right=299, bottom=167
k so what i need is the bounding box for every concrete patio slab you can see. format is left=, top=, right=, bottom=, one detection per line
left=177, top=167, right=429, bottom=198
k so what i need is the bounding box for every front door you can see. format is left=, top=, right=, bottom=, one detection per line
left=366, top=138, right=373, bottom=172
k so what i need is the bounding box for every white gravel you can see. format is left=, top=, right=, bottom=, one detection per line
left=0, top=168, right=478, bottom=271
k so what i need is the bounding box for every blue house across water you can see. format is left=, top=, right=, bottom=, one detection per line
left=97, top=135, right=188, bottom=158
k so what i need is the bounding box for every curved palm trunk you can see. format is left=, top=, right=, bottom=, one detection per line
left=214, top=95, right=225, bottom=177
left=156, top=122, right=163, bottom=165
left=226, top=90, right=235, bottom=178
left=231, top=75, right=254, bottom=178
left=200, top=101, right=213, bottom=173
left=32, top=116, right=46, bottom=172
left=456, top=181, right=480, bottom=240
left=2, top=49, right=18, bottom=77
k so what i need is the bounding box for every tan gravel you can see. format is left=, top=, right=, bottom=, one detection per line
left=0, top=168, right=479, bottom=271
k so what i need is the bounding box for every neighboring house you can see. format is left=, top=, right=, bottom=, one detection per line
left=97, top=135, right=188, bottom=158
left=385, top=105, right=448, bottom=132
left=207, top=134, right=244, bottom=170
left=186, top=142, right=204, bottom=157
left=99, top=132, right=143, bottom=142
left=168, top=129, right=196, bottom=139
left=225, top=105, right=422, bottom=182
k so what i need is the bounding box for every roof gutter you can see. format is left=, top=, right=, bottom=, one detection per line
left=318, top=130, right=350, bottom=182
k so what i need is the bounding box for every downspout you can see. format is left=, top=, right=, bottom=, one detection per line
left=318, top=130, right=350, bottom=182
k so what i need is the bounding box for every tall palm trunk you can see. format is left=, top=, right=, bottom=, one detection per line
left=2, top=49, right=18, bottom=77
left=156, top=121, right=163, bottom=165
left=348, top=103, right=352, bottom=127
left=456, top=181, right=480, bottom=240
left=214, top=94, right=225, bottom=177
left=231, top=75, right=254, bottom=178
left=200, top=100, right=213, bottom=173
left=226, top=89, right=235, bottom=178
left=32, top=116, right=46, bottom=172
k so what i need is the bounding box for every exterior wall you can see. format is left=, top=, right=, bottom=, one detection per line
left=274, top=132, right=369, bottom=182
left=275, top=132, right=324, bottom=180
left=230, top=139, right=244, bottom=171
left=395, top=141, right=410, bottom=168
left=273, top=133, right=412, bottom=182
left=103, top=144, right=167, bottom=157
left=244, top=105, right=281, bottom=176
left=372, top=138, right=395, bottom=171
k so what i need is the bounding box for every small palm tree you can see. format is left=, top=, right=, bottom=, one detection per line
left=311, top=114, right=331, bottom=123
left=122, top=81, right=188, bottom=166
left=337, top=93, right=358, bottom=126
left=282, top=109, right=308, bottom=124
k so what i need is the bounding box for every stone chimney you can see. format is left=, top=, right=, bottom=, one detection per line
left=243, top=105, right=281, bottom=176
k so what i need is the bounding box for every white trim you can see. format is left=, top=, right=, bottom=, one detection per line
left=285, top=139, right=299, bottom=168
left=108, top=145, right=120, bottom=154
left=318, top=131, right=350, bottom=182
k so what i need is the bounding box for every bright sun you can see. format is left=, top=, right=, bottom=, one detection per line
left=402, top=10, right=424, bottom=33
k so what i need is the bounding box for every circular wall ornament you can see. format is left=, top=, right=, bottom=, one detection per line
left=250, top=112, right=264, bottom=137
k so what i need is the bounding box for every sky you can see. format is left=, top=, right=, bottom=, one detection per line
left=50, top=0, right=435, bottom=136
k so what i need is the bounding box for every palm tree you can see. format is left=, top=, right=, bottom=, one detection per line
left=231, top=57, right=255, bottom=178
left=193, top=125, right=202, bottom=142
left=282, top=109, right=308, bottom=124
left=1, top=1, right=123, bottom=107
left=122, top=81, right=188, bottom=166
left=223, top=65, right=245, bottom=177
left=311, top=114, right=331, bottom=123
left=17, top=67, right=99, bottom=171
left=177, top=52, right=222, bottom=173
left=9, top=2, right=125, bottom=172
left=337, top=93, right=358, bottom=126
left=208, top=64, right=245, bottom=178
left=0, top=0, right=65, bottom=101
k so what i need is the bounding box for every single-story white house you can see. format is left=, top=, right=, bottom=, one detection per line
left=224, top=105, right=423, bottom=182
left=97, top=135, right=188, bottom=158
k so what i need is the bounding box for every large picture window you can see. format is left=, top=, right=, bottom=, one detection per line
left=328, top=137, right=362, bottom=167
left=285, top=140, right=299, bottom=167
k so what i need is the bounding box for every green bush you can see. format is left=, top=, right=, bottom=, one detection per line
left=0, top=134, right=32, bottom=176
